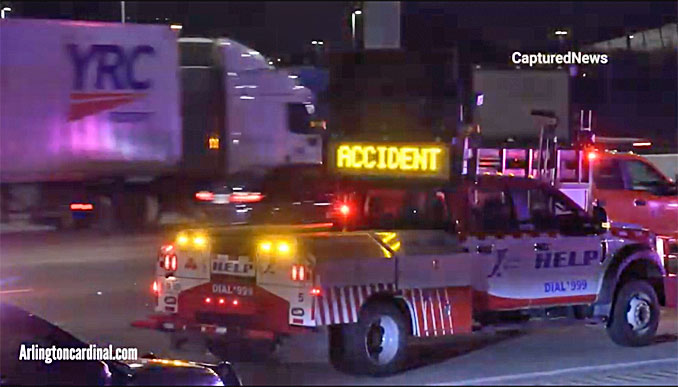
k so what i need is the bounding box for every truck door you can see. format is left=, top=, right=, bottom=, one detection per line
left=506, top=186, right=602, bottom=306
left=592, top=157, right=638, bottom=226
left=619, top=158, right=678, bottom=236
left=467, top=183, right=535, bottom=310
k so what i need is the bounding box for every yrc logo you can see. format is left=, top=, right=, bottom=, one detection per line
left=66, top=44, right=155, bottom=121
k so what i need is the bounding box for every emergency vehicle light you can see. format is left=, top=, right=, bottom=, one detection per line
left=277, top=241, right=291, bottom=255
left=311, top=287, right=321, bottom=296
left=176, top=233, right=189, bottom=246
left=152, top=281, right=158, bottom=294
left=259, top=241, right=272, bottom=253
left=193, top=234, right=208, bottom=249
left=339, top=204, right=350, bottom=216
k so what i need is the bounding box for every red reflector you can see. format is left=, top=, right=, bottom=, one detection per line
left=195, top=191, right=214, bottom=201
left=205, top=297, right=212, bottom=304
left=232, top=299, right=239, bottom=306
left=70, top=203, right=94, bottom=211
left=218, top=298, right=225, bottom=305
left=152, top=281, right=159, bottom=294
left=310, top=287, right=321, bottom=296
left=229, top=192, right=264, bottom=203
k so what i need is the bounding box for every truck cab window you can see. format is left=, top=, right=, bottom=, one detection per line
left=288, top=103, right=316, bottom=134
left=624, top=160, right=669, bottom=193
left=593, top=158, right=625, bottom=189
left=510, top=188, right=588, bottom=234
left=362, top=188, right=448, bottom=230
left=469, top=188, right=516, bottom=233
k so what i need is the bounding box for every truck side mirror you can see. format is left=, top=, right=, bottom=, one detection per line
left=592, top=205, right=608, bottom=232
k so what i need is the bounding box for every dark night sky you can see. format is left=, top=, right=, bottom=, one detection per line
left=12, top=1, right=677, bottom=56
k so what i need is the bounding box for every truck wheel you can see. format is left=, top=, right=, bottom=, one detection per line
left=340, top=302, right=408, bottom=376
left=607, top=280, right=660, bottom=347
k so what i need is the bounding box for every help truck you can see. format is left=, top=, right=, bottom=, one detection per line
left=148, top=141, right=675, bottom=376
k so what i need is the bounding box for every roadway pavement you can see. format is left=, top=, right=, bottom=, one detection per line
left=1, top=230, right=677, bottom=385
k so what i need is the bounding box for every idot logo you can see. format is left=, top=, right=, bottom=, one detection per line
left=66, top=44, right=155, bottom=121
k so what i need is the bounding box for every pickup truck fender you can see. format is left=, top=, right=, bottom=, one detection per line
left=593, top=244, right=666, bottom=318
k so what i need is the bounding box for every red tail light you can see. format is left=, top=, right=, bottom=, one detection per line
left=70, top=203, right=94, bottom=211
left=291, top=264, right=310, bottom=281
left=195, top=191, right=215, bottom=201
left=230, top=192, right=264, bottom=203
left=161, top=254, right=178, bottom=271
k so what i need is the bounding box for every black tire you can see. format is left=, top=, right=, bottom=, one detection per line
left=607, top=280, right=660, bottom=347
left=338, top=302, right=409, bottom=376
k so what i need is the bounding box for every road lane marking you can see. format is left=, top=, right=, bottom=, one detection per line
left=0, top=288, right=33, bottom=295
left=429, top=358, right=678, bottom=386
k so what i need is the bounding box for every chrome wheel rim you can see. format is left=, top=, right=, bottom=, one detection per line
left=626, top=293, right=652, bottom=332
left=365, top=316, right=399, bottom=365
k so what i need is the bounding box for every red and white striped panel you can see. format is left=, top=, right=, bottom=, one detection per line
left=401, top=287, right=473, bottom=337
left=314, top=283, right=396, bottom=326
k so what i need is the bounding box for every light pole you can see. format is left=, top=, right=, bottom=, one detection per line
left=1, top=6, right=11, bottom=19
left=121, top=1, right=125, bottom=23
left=351, top=9, right=362, bottom=49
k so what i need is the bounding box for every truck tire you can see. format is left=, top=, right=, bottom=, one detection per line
left=339, top=302, right=408, bottom=376
left=607, top=280, right=660, bottom=347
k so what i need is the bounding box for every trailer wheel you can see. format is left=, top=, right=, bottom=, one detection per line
left=339, top=302, right=408, bottom=376
left=607, top=280, right=660, bottom=347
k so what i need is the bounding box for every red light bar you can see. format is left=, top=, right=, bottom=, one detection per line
left=70, top=203, right=93, bottom=211
left=229, top=192, right=264, bottom=203
left=195, top=191, right=215, bottom=201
